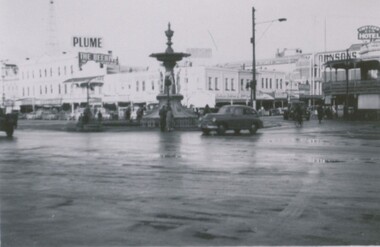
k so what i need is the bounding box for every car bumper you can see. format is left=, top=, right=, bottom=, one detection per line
left=198, top=123, right=218, bottom=130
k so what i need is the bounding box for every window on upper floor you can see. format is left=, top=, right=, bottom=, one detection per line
left=50, top=68, right=53, bottom=77
left=225, top=78, right=229, bottom=91
left=44, top=69, right=47, bottom=77
left=70, top=65, right=74, bottom=75
left=39, top=69, right=42, bottom=78
left=215, top=78, right=219, bottom=90
left=208, top=77, right=212, bottom=90
left=142, top=81, right=146, bottom=91
left=58, top=67, right=61, bottom=76
left=136, top=81, right=139, bottom=91
left=64, top=66, right=67, bottom=75
left=265, top=78, right=268, bottom=88
left=270, top=78, right=272, bottom=89
left=231, top=79, right=235, bottom=91
left=262, top=78, right=264, bottom=88
left=241, top=79, right=244, bottom=91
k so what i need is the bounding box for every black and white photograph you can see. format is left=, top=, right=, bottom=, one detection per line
left=1, top=0, right=380, bottom=246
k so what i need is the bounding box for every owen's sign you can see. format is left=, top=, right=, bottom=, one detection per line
left=72, top=36, right=103, bottom=48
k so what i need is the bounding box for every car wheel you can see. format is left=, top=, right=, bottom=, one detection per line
left=217, top=124, right=226, bottom=135
left=6, top=125, right=14, bottom=137
left=202, top=129, right=210, bottom=135
left=249, top=123, right=258, bottom=135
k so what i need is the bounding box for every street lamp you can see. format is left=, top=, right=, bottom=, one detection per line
left=251, top=7, right=286, bottom=109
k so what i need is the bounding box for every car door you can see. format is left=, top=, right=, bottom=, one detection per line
left=243, top=107, right=257, bottom=129
left=231, top=107, right=244, bottom=129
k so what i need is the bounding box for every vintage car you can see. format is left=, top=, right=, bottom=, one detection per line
left=198, top=105, right=263, bottom=135
left=0, top=109, right=17, bottom=137
left=283, top=101, right=311, bottom=121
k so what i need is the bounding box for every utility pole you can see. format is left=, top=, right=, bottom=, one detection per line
left=251, top=7, right=256, bottom=110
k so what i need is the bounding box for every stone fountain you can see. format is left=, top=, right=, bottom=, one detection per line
left=141, top=23, right=199, bottom=128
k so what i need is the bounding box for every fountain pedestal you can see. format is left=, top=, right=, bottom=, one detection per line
left=142, top=23, right=198, bottom=129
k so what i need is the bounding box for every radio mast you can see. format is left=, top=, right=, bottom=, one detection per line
left=46, top=0, right=59, bottom=55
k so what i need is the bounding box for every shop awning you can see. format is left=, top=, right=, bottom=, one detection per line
left=64, top=75, right=104, bottom=88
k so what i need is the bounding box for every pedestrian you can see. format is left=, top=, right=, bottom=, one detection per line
left=125, top=106, right=131, bottom=121
left=166, top=106, right=174, bottom=132
left=317, top=105, right=324, bottom=124
left=136, top=107, right=143, bottom=123
left=97, top=110, right=103, bottom=122
left=203, top=104, right=211, bottom=115
left=159, top=105, right=167, bottom=132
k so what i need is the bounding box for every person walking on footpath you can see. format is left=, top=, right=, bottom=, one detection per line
left=317, top=104, right=324, bottom=124
left=159, top=105, right=167, bottom=132
left=166, top=106, right=174, bottom=132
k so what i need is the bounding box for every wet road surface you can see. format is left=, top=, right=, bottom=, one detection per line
left=1, top=118, right=380, bottom=246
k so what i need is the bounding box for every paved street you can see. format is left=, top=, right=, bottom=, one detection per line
left=1, top=117, right=380, bottom=246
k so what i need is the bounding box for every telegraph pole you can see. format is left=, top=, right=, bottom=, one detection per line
left=251, top=7, right=256, bottom=110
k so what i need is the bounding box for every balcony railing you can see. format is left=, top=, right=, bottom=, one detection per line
left=323, top=79, right=380, bottom=95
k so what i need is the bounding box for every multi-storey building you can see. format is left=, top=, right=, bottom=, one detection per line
left=323, top=41, right=380, bottom=119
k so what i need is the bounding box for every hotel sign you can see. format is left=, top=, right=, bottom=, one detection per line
left=358, top=26, right=380, bottom=41
left=78, top=52, right=118, bottom=68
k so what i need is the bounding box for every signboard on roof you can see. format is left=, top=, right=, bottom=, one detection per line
left=357, top=26, right=380, bottom=41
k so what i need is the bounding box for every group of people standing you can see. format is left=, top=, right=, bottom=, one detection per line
left=159, top=105, right=174, bottom=132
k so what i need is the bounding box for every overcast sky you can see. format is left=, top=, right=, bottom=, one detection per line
left=1, top=0, right=380, bottom=66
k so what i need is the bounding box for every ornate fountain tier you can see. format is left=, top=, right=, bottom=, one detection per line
left=141, top=23, right=198, bottom=129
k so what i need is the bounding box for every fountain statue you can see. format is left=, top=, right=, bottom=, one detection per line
left=141, top=23, right=199, bottom=129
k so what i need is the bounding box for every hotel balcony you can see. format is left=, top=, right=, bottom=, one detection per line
left=323, top=79, right=380, bottom=95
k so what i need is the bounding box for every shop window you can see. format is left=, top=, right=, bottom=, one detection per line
left=215, top=78, right=219, bottom=90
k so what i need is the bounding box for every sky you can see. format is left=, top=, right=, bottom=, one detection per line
left=1, top=0, right=380, bottom=66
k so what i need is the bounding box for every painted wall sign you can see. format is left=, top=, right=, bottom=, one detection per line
left=357, top=25, right=380, bottom=41
left=317, top=51, right=358, bottom=65
left=72, top=36, right=103, bottom=48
